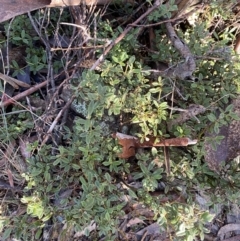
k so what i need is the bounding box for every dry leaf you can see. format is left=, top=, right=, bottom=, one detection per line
left=0, top=73, right=31, bottom=89
left=112, top=132, right=137, bottom=159
left=0, top=140, right=16, bottom=167
left=131, top=203, right=155, bottom=219
left=234, top=35, right=240, bottom=54
left=19, top=138, right=31, bottom=159
left=7, top=169, right=14, bottom=188
left=127, top=218, right=145, bottom=227
left=74, top=220, right=96, bottom=238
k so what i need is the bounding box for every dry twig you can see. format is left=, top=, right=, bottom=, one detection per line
left=41, top=95, right=75, bottom=146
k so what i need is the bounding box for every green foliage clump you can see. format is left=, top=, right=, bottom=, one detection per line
left=1, top=1, right=240, bottom=241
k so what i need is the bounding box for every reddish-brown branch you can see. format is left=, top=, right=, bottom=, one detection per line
left=0, top=81, right=47, bottom=108
left=113, top=132, right=197, bottom=159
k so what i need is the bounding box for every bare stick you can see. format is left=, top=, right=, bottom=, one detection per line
left=165, top=22, right=196, bottom=79
left=6, top=18, right=15, bottom=76
left=41, top=96, right=75, bottom=146
left=129, top=16, right=181, bottom=28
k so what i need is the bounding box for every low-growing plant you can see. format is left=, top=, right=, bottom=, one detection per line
left=1, top=1, right=240, bottom=241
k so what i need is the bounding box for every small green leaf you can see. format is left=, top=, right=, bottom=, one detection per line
left=133, top=172, right=144, bottom=179
left=12, top=36, right=22, bottom=40
left=112, top=56, right=120, bottom=64
left=23, top=39, right=29, bottom=44
left=151, top=147, right=158, bottom=156
left=128, top=189, right=138, bottom=199
left=84, top=195, right=95, bottom=210
left=31, top=168, right=42, bottom=177
left=105, top=212, right=110, bottom=221
left=201, top=212, right=214, bottom=222
left=35, top=228, right=42, bottom=239
left=2, top=228, right=12, bottom=240
left=72, top=164, right=81, bottom=170
left=225, top=104, right=233, bottom=112
left=207, top=113, right=216, bottom=122
left=128, top=56, right=135, bottom=64
left=213, top=122, right=219, bottom=134
left=105, top=172, right=112, bottom=182
left=87, top=100, right=98, bottom=118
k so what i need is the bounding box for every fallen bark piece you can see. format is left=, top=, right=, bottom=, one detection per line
left=0, top=0, right=134, bottom=23
left=112, top=132, right=197, bottom=159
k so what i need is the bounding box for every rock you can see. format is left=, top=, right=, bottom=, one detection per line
left=204, top=125, right=229, bottom=172
left=204, top=96, right=240, bottom=172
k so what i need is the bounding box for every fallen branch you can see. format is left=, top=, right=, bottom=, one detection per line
left=168, top=104, right=206, bottom=130
left=151, top=22, right=196, bottom=80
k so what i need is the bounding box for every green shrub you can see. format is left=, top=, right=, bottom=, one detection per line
left=1, top=1, right=240, bottom=241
